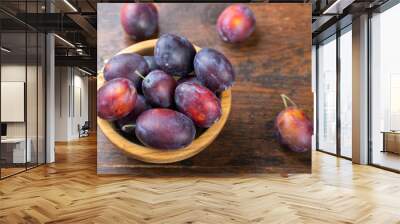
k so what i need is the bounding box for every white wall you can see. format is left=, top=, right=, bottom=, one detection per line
left=54, top=67, right=89, bottom=141
left=72, top=73, right=89, bottom=138
left=1, top=63, right=46, bottom=164
left=55, top=66, right=69, bottom=141
left=1, top=65, right=37, bottom=138
left=1, top=65, right=26, bottom=139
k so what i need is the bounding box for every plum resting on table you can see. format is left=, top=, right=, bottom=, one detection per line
left=142, top=70, right=177, bottom=108
left=194, top=48, right=235, bottom=93
left=217, top=4, right=256, bottom=43
left=275, top=105, right=313, bottom=153
left=154, top=33, right=196, bottom=77
left=175, top=82, right=222, bottom=128
left=103, top=53, right=149, bottom=90
left=97, top=78, right=137, bottom=121
left=115, top=94, right=151, bottom=134
left=120, top=3, right=158, bottom=41
left=135, top=108, right=196, bottom=149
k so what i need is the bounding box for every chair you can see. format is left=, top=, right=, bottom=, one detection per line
left=78, top=121, right=90, bottom=138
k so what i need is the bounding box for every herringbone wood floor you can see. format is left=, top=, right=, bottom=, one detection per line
left=0, top=135, right=399, bottom=224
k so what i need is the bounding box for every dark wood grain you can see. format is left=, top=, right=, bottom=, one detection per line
left=97, top=3, right=312, bottom=175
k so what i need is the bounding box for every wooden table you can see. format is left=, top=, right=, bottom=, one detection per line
left=381, top=131, right=400, bottom=154
left=97, top=3, right=312, bottom=175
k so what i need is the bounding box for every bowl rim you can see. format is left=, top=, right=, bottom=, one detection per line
left=97, top=39, right=232, bottom=164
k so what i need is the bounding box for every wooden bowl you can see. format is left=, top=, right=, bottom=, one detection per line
left=97, top=39, right=232, bottom=164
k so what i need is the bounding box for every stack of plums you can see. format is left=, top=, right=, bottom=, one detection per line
left=97, top=33, right=235, bottom=150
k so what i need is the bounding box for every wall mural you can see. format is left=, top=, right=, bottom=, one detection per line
left=97, top=3, right=313, bottom=175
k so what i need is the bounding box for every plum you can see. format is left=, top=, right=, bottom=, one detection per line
left=175, top=82, right=222, bottom=128
left=116, top=94, right=151, bottom=134
left=144, top=56, right=159, bottom=71
left=217, top=4, right=256, bottom=43
left=142, top=70, right=177, bottom=108
left=154, top=33, right=196, bottom=77
left=103, top=53, right=149, bottom=90
left=97, top=78, right=137, bottom=121
left=120, top=3, right=158, bottom=41
left=177, top=76, right=202, bottom=86
left=135, top=108, right=196, bottom=149
left=275, top=94, right=313, bottom=152
left=194, top=48, right=235, bottom=92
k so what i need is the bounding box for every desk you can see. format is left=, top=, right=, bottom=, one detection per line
left=1, top=138, right=31, bottom=163
left=381, top=131, right=400, bottom=154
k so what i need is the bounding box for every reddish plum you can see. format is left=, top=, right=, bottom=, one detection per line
left=217, top=4, right=256, bottom=43
left=194, top=48, right=235, bottom=92
left=175, top=82, right=222, bottom=128
left=275, top=95, right=313, bottom=152
left=97, top=78, right=137, bottom=121
left=142, top=70, right=177, bottom=108
left=120, top=3, right=158, bottom=41
left=135, top=109, right=196, bottom=149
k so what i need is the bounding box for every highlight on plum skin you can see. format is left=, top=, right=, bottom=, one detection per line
left=120, top=3, right=158, bottom=41
left=135, top=108, right=196, bottom=149
left=142, top=70, right=177, bottom=108
left=217, top=4, right=256, bottom=43
left=115, top=94, right=151, bottom=134
left=275, top=95, right=313, bottom=153
left=154, top=33, right=196, bottom=77
left=103, top=53, right=149, bottom=90
left=175, top=82, right=222, bottom=128
left=194, top=48, right=235, bottom=93
left=97, top=78, right=137, bottom=121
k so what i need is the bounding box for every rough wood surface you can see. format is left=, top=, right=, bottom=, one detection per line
left=97, top=3, right=312, bottom=175
left=1, top=136, right=400, bottom=223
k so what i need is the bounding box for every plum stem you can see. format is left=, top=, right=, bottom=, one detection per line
left=121, top=124, right=136, bottom=132
left=280, top=94, right=297, bottom=108
left=135, top=70, right=146, bottom=80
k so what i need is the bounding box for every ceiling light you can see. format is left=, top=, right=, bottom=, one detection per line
left=1, top=47, right=11, bottom=53
left=54, top=34, right=75, bottom=48
left=322, top=0, right=355, bottom=15
left=76, top=48, right=86, bottom=56
left=63, top=0, right=78, bottom=12
left=78, top=67, right=93, bottom=76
